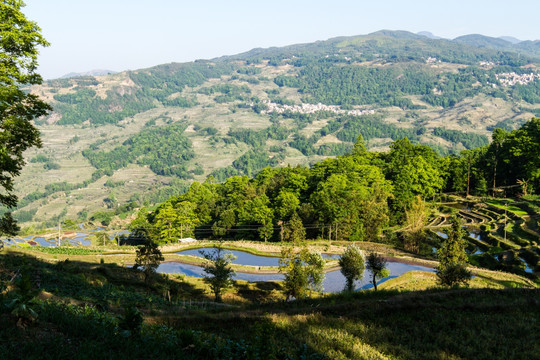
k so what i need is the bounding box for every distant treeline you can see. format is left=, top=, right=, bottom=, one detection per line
left=83, top=123, right=195, bottom=179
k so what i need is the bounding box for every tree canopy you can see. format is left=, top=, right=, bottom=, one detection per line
left=0, top=0, right=51, bottom=235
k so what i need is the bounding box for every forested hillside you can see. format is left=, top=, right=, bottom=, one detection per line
left=131, top=118, right=540, bottom=245
left=13, top=30, right=540, bottom=227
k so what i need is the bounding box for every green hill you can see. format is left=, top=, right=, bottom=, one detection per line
left=13, top=30, right=540, bottom=226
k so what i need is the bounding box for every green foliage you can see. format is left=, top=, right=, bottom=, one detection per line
left=43, top=161, right=60, bottom=170
left=83, top=123, right=195, bottom=178
left=293, top=63, right=433, bottom=107
left=0, top=0, right=51, bottom=235
left=90, top=211, right=114, bottom=226
left=385, top=138, right=443, bottom=220
left=402, top=196, right=428, bottom=253
left=7, top=267, right=40, bottom=323
left=211, top=148, right=280, bottom=181
left=29, top=154, right=49, bottom=163
left=200, top=246, right=236, bottom=302
left=433, top=127, right=489, bottom=149
left=366, top=252, right=390, bottom=291
left=339, top=245, right=365, bottom=292
left=118, top=305, right=144, bottom=337
left=436, top=215, right=472, bottom=287
left=54, top=61, right=233, bottom=125
left=198, top=83, right=251, bottom=103
left=33, top=247, right=103, bottom=255
left=279, top=247, right=325, bottom=299
left=284, top=212, right=305, bottom=244
left=94, top=231, right=110, bottom=246
left=135, top=241, right=164, bottom=283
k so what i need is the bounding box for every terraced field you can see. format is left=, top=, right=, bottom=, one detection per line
left=430, top=196, right=540, bottom=278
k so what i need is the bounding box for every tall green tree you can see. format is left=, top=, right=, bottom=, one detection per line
left=284, top=211, right=306, bottom=244
left=94, top=231, right=109, bottom=246
left=436, top=214, right=471, bottom=287
left=0, top=0, right=51, bottom=235
left=175, top=200, right=198, bottom=239
left=154, top=202, right=179, bottom=242
left=403, top=196, right=428, bottom=253
left=385, top=138, right=442, bottom=220
left=339, top=244, right=365, bottom=292
left=238, top=195, right=274, bottom=241
left=279, top=247, right=325, bottom=299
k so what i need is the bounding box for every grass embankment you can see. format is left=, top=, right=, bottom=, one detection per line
left=1, top=248, right=539, bottom=359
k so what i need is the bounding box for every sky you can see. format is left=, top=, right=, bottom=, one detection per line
left=23, top=0, right=540, bottom=80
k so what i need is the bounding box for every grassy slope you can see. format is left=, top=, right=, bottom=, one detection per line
left=1, top=244, right=538, bottom=359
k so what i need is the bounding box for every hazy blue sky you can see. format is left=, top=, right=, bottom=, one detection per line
left=24, top=0, right=540, bottom=79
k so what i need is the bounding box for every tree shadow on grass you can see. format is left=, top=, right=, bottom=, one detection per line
left=0, top=252, right=206, bottom=312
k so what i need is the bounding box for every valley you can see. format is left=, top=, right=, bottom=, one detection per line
left=2, top=18, right=540, bottom=358
left=12, top=30, right=540, bottom=228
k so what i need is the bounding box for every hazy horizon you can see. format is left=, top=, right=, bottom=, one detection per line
left=24, top=0, right=540, bottom=80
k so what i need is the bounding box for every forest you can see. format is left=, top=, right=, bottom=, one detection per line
left=131, top=118, right=540, bottom=245
left=83, top=122, right=196, bottom=179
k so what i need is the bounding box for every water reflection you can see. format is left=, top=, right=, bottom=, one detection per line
left=158, top=255, right=435, bottom=293
left=177, top=247, right=339, bottom=267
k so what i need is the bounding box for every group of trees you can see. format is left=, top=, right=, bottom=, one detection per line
left=276, top=60, right=540, bottom=110
left=130, top=136, right=395, bottom=244
left=53, top=61, right=236, bottom=126
left=128, top=117, right=540, bottom=246
left=83, top=123, right=196, bottom=179
left=197, top=243, right=393, bottom=302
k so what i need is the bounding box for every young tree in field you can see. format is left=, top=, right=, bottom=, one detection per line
left=201, top=246, right=236, bottom=302
left=279, top=247, right=325, bottom=299
left=339, top=245, right=365, bottom=292
left=366, top=252, right=389, bottom=291
left=135, top=240, right=164, bottom=284
left=0, top=1, right=51, bottom=235
left=94, top=231, right=110, bottom=246
left=285, top=212, right=306, bottom=244
left=436, top=215, right=471, bottom=287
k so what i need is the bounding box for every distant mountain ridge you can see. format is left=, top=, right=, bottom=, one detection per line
left=60, top=69, right=117, bottom=79
left=499, top=36, right=522, bottom=44
left=417, top=31, right=444, bottom=40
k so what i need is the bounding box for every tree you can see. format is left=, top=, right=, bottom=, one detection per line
left=366, top=252, right=389, bottom=291
left=279, top=247, right=325, bottom=299
left=201, top=246, right=236, bottom=302
left=385, top=138, right=442, bottom=220
left=94, top=231, right=109, bottom=246
left=0, top=1, right=51, bottom=235
left=175, top=200, right=198, bottom=239
left=403, top=196, right=428, bottom=253
left=284, top=211, right=305, bottom=244
left=135, top=240, right=164, bottom=284
left=436, top=214, right=471, bottom=287
left=339, top=244, right=365, bottom=292
left=154, top=202, right=179, bottom=242
left=238, top=195, right=274, bottom=241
